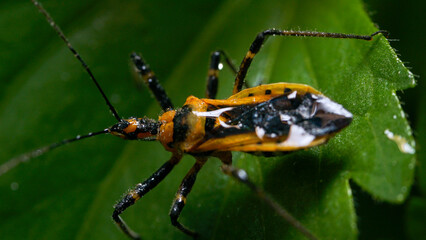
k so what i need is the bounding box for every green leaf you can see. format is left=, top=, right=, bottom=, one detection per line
left=0, top=0, right=415, bottom=239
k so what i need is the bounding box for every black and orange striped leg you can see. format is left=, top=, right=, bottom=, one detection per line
left=169, top=157, right=207, bottom=238
left=233, top=29, right=388, bottom=94
left=113, top=154, right=182, bottom=240
left=205, top=50, right=237, bottom=99
left=131, top=52, right=174, bottom=111
left=217, top=152, right=318, bottom=240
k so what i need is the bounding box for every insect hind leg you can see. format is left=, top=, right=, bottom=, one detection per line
left=233, top=29, right=387, bottom=94
left=220, top=163, right=318, bottom=240
left=131, top=53, right=174, bottom=111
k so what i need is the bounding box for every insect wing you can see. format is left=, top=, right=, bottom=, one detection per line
left=195, top=84, right=352, bottom=153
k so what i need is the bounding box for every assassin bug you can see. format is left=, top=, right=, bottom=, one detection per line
left=0, top=0, right=388, bottom=239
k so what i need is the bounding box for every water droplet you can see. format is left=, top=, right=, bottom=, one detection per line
left=347, top=187, right=352, bottom=197
left=408, top=161, right=415, bottom=170
left=10, top=182, right=19, bottom=191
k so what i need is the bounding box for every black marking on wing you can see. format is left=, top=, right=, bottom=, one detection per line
left=202, top=91, right=351, bottom=143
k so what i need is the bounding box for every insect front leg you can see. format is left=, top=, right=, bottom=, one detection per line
left=113, top=153, right=182, bottom=240
left=169, top=157, right=207, bottom=238
left=219, top=159, right=318, bottom=240
left=131, top=53, right=174, bottom=111
left=205, top=50, right=238, bottom=99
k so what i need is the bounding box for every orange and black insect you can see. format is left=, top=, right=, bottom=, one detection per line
left=0, top=1, right=388, bottom=240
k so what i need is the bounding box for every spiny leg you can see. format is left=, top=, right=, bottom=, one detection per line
left=169, top=157, right=207, bottom=238
left=205, top=50, right=238, bottom=99
left=113, top=153, right=182, bottom=240
left=131, top=53, right=174, bottom=111
left=233, top=29, right=388, bottom=94
left=216, top=152, right=318, bottom=240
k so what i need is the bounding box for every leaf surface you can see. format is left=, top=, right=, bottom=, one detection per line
left=0, top=0, right=415, bottom=239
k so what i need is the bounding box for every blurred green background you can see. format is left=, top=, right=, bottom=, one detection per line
left=0, top=0, right=424, bottom=239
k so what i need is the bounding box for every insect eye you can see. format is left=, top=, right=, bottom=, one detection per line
left=110, top=120, right=130, bottom=133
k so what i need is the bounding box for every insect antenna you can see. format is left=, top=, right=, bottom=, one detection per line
left=31, top=0, right=121, bottom=121
left=0, top=129, right=109, bottom=177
